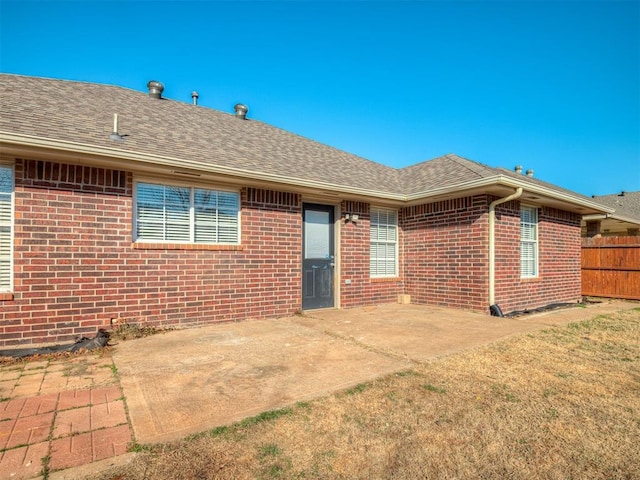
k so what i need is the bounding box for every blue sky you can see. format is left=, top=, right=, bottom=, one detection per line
left=1, top=0, right=638, bottom=197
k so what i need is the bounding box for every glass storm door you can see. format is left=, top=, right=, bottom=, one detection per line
left=302, top=204, right=335, bottom=309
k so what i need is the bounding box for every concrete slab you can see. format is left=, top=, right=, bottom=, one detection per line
left=297, top=300, right=638, bottom=362
left=113, top=318, right=411, bottom=444
left=113, top=299, right=638, bottom=445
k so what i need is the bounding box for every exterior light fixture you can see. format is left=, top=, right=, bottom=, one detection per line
left=344, top=213, right=359, bottom=224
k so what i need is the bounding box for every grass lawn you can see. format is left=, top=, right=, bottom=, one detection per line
left=97, top=308, right=639, bottom=480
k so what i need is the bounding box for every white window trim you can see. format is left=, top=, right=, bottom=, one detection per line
left=370, top=206, right=399, bottom=278
left=133, top=179, right=241, bottom=245
left=0, top=164, right=14, bottom=293
left=520, top=205, right=538, bottom=278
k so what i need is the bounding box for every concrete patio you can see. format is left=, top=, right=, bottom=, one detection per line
left=113, top=299, right=637, bottom=444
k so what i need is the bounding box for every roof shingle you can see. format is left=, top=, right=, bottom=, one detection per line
left=0, top=74, right=402, bottom=194
left=590, top=191, right=640, bottom=221
left=0, top=74, right=607, bottom=211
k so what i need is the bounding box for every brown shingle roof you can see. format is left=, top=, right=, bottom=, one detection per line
left=590, top=191, right=640, bottom=221
left=398, top=154, right=498, bottom=194
left=494, top=166, right=594, bottom=201
left=0, top=74, right=608, bottom=210
left=0, top=74, right=402, bottom=194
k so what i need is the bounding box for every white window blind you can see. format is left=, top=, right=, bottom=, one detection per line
left=520, top=206, right=538, bottom=277
left=0, top=166, right=13, bottom=291
left=136, top=183, right=239, bottom=244
left=370, top=207, right=398, bottom=277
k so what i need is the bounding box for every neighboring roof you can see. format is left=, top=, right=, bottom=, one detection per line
left=583, top=191, right=640, bottom=233
left=0, top=74, right=610, bottom=214
left=590, top=191, right=640, bottom=222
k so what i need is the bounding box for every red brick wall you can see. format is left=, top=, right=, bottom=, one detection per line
left=493, top=201, right=582, bottom=313
left=401, top=196, right=489, bottom=311
left=339, top=201, right=403, bottom=307
left=0, top=159, right=302, bottom=346
left=0, top=158, right=584, bottom=346
left=401, top=195, right=581, bottom=314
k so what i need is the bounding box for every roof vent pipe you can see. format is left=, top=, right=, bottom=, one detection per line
left=191, top=91, right=199, bottom=105
left=526, top=169, right=534, bottom=177
left=514, top=165, right=523, bottom=174
left=147, top=81, right=164, bottom=99
left=109, top=113, right=124, bottom=141
left=234, top=103, right=248, bottom=120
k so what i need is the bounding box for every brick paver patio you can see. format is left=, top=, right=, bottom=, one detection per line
left=0, top=352, right=133, bottom=479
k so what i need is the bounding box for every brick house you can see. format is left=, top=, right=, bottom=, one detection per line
left=0, top=74, right=612, bottom=346
left=582, top=191, right=640, bottom=237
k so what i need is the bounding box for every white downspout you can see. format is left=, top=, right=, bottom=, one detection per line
left=489, top=187, right=523, bottom=309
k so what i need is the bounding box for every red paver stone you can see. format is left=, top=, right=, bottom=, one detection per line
left=58, top=389, right=91, bottom=410
left=0, top=441, right=49, bottom=480
left=0, top=397, right=26, bottom=420
left=91, top=401, right=127, bottom=430
left=53, top=406, right=91, bottom=438
left=92, top=425, right=131, bottom=461
left=0, top=418, right=17, bottom=450
left=91, top=385, right=122, bottom=405
left=20, top=393, right=59, bottom=417
left=49, top=431, right=93, bottom=471
left=5, top=412, right=54, bottom=449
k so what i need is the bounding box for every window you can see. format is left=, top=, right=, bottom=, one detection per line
left=370, top=207, right=398, bottom=277
left=520, top=206, right=538, bottom=277
left=0, top=166, right=13, bottom=292
left=135, top=182, right=240, bottom=244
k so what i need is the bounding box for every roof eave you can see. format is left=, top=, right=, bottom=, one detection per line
left=497, top=175, right=614, bottom=214
left=406, top=175, right=615, bottom=214
left=1, top=132, right=614, bottom=214
left=582, top=212, right=640, bottom=225
left=0, top=131, right=406, bottom=202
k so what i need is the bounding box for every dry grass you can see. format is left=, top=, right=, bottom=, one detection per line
left=95, top=308, right=639, bottom=480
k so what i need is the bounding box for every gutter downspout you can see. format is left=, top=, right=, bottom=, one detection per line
left=489, top=187, right=523, bottom=315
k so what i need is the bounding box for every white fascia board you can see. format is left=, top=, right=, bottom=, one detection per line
left=614, top=214, right=640, bottom=225
left=582, top=214, right=608, bottom=221
left=582, top=212, right=640, bottom=226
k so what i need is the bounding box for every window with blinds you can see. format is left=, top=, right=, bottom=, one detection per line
left=0, top=166, right=13, bottom=292
left=370, top=207, right=398, bottom=277
left=135, top=182, right=240, bottom=244
left=520, top=206, right=538, bottom=278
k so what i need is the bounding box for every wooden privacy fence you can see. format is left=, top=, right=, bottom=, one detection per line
left=581, top=236, right=640, bottom=300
